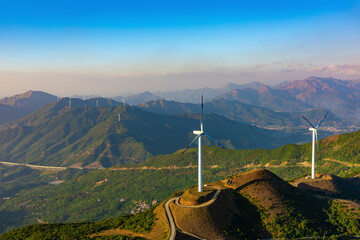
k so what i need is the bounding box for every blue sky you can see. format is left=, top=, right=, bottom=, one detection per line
left=0, top=0, right=360, bottom=96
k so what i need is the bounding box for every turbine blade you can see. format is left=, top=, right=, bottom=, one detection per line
left=201, top=95, right=204, bottom=130
left=204, top=133, right=225, bottom=149
left=301, top=115, right=315, bottom=128
left=315, top=130, right=319, bottom=153
left=182, top=134, right=201, bottom=154
left=316, top=112, right=328, bottom=128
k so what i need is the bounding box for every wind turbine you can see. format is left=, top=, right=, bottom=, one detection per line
left=301, top=113, right=328, bottom=179
left=182, top=95, right=224, bottom=192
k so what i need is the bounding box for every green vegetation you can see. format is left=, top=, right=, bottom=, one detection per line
left=0, top=165, right=222, bottom=233
left=2, top=132, right=360, bottom=233
left=326, top=201, right=360, bottom=235
left=0, top=206, right=155, bottom=240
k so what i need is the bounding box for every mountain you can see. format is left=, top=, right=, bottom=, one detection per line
left=220, top=81, right=266, bottom=93
left=218, top=85, right=312, bottom=112
left=0, top=90, right=57, bottom=125
left=138, top=99, right=199, bottom=115
left=276, top=76, right=360, bottom=122
left=113, top=91, right=159, bottom=105
left=0, top=98, right=295, bottom=168
left=138, top=99, right=352, bottom=131
left=1, top=169, right=359, bottom=239
left=217, top=76, right=360, bottom=124
left=0, top=104, right=28, bottom=125
left=0, top=90, right=57, bottom=112
left=153, top=81, right=266, bottom=103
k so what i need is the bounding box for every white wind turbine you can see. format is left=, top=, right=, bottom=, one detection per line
left=301, top=113, right=328, bottom=179
left=182, top=95, right=224, bottom=192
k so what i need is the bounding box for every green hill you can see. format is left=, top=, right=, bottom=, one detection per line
left=0, top=98, right=303, bottom=168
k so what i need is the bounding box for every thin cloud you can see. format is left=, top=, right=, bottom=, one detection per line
left=308, top=63, right=360, bottom=75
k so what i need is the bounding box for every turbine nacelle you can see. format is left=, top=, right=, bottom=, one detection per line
left=309, top=127, right=316, bottom=131
left=193, top=130, right=203, bottom=135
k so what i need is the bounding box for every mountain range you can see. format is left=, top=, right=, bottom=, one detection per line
left=2, top=76, right=360, bottom=127
left=220, top=76, right=360, bottom=123
left=133, top=76, right=360, bottom=124
left=0, top=98, right=300, bottom=168
left=138, top=98, right=351, bottom=131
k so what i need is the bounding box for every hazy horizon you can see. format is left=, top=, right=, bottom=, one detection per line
left=1, top=0, right=359, bottom=97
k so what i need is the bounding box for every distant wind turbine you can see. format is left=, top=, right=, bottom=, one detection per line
left=301, top=113, right=328, bottom=179
left=182, top=95, right=224, bottom=192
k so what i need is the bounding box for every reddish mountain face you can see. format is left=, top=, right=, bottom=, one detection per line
left=276, top=77, right=360, bottom=122
left=277, top=76, right=360, bottom=102
left=219, top=76, right=360, bottom=123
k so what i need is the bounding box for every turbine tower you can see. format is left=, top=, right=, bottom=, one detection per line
left=182, top=95, right=224, bottom=192
left=301, top=113, right=328, bottom=179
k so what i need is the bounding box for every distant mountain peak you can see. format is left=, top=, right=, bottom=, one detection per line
left=257, top=85, right=271, bottom=93
left=0, top=90, right=57, bottom=108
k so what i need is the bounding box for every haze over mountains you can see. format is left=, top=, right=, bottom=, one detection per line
left=90, top=76, right=360, bottom=125
left=2, top=76, right=360, bottom=127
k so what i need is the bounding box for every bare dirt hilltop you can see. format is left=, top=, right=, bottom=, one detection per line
left=167, top=169, right=360, bottom=239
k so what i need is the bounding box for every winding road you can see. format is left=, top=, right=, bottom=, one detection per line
left=164, top=189, right=220, bottom=240
left=164, top=197, right=179, bottom=240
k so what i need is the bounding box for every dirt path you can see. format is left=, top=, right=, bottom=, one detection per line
left=2, top=158, right=360, bottom=173
left=322, top=158, right=360, bottom=167
left=0, top=161, right=68, bottom=171
left=89, top=229, right=151, bottom=239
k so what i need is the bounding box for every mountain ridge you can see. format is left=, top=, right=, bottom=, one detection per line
left=0, top=90, right=57, bottom=125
